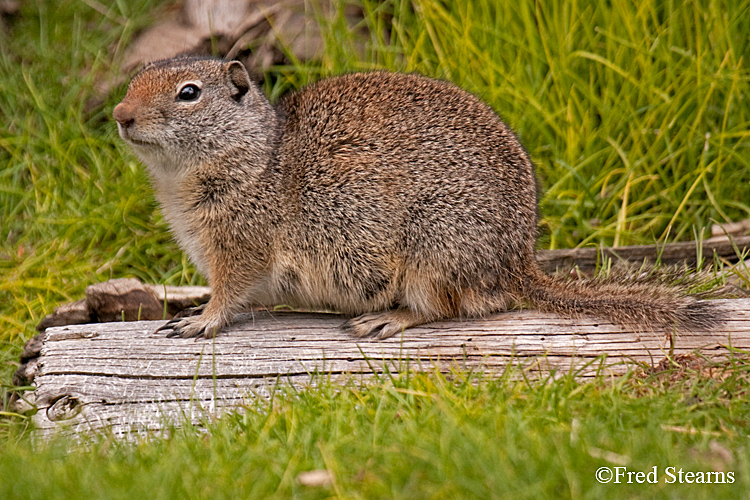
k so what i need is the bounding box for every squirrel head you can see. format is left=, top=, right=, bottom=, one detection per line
left=114, top=56, right=273, bottom=173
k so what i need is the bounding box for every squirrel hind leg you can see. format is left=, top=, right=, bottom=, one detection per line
left=343, top=281, right=517, bottom=340
left=343, top=308, right=428, bottom=340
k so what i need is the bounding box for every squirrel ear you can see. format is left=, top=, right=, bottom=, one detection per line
left=226, top=61, right=251, bottom=102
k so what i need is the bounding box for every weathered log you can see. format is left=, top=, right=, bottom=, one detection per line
left=28, top=298, right=750, bottom=439
left=536, top=235, right=750, bottom=273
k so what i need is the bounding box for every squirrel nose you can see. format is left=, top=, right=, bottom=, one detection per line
left=113, top=102, right=135, bottom=127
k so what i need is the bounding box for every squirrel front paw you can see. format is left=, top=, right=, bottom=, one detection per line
left=154, top=313, right=224, bottom=339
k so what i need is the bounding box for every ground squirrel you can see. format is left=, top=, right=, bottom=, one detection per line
left=113, top=55, right=720, bottom=339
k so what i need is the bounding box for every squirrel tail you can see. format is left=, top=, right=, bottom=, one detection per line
left=521, top=266, right=724, bottom=331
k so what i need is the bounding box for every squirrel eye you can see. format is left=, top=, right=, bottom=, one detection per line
left=177, top=84, right=201, bottom=102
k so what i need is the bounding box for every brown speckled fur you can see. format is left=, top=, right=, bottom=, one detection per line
left=113, top=56, right=721, bottom=339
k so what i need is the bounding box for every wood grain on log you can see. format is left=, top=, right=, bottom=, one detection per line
left=31, top=298, right=750, bottom=439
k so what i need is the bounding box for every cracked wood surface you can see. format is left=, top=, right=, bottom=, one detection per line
left=31, top=298, right=750, bottom=438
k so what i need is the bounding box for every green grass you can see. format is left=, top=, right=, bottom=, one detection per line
left=3, top=364, right=750, bottom=499
left=1, top=0, right=750, bottom=498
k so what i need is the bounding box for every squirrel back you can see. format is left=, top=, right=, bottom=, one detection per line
left=113, top=56, right=722, bottom=338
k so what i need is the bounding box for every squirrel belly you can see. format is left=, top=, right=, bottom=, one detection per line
left=113, top=56, right=722, bottom=339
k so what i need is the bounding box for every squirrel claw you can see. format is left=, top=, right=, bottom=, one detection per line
left=343, top=315, right=388, bottom=338
left=344, top=310, right=419, bottom=340
left=154, top=315, right=218, bottom=339
left=165, top=328, right=183, bottom=338
left=154, top=303, right=217, bottom=338
left=153, top=318, right=181, bottom=335
left=172, top=303, right=207, bottom=319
